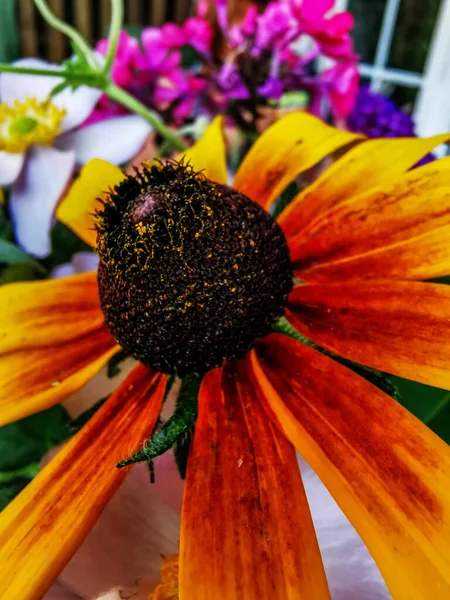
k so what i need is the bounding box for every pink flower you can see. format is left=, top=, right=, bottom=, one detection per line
left=254, top=1, right=299, bottom=53
left=173, top=75, right=208, bottom=123
left=322, top=61, right=360, bottom=117
left=183, top=17, right=214, bottom=56
left=293, top=0, right=356, bottom=60
left=138, top=28, right=172, bottom=72
left=96, top=31, right=142, bottom=88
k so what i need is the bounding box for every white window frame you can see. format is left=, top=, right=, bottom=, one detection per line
left=336, top=0, right=450, bottom=146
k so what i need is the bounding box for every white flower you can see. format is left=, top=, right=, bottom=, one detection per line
left=0, top=58, right=154, bottom=257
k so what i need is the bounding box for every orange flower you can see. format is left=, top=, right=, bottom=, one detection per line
left=1, top=113, right=450, bottom=600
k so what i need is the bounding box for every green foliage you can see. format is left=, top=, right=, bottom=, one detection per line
left=0, top=406, right=71, bottom=510
left=116, top=373, right=201, bottom=468
left=0, top=239, right=47, bottom=275
left=271, top=182, right=299, bottom=220
left=0, top=263, right=42, bottom=285
left=390, top=376, right=450, bottom=445
left=180, top=45, right=202, bottom=69
left=42, top=222, right=92, bottom=272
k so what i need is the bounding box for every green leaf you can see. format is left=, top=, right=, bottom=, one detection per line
left=271, top=182, right=299, bottom=220
left=389, top=376, right=450, bottom=444
left=116, top=373, right=201, bottom=468
left=0, top=239, right=47, bottom=275
left=0, top=406, right=72, bottom=509
left=0, top=477, right=31, bottom=511
left=0, top=263, right=41, bottom=285
left=0, top=405, right=71, bottom=472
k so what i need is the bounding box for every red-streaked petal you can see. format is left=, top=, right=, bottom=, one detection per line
left=288, top=157, right=450, bottom=271
left=180, top=116, right=227, bottom=184
left=0, top=365, right=166, bottom=600
left=0, top=273, right=103, bottom=353
left=57, top=158, right=126, bottom=247
left=180, top=362, right=330, bottom=600
left=279, top=134, right=450, bottom=240
left=233, top=112, right=360, bottom=211
left=0, top=326, right=118, bottom=425
left=250, top=334, right=450, bottom=600
left=287, top=281, right=450, bottom=390
left=296, top=223, right=450, bottom=282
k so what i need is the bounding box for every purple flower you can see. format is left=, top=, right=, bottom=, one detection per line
left=217, top=63, right=250, bottom=100
left=347, top=86, right=435, bottom=164
left=347, top=85, right=415, bottom=137
left=254, top=1, right=299, bottom=54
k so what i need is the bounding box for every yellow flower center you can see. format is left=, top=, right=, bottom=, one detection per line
left=0, top=97, right=66, bottom=153
left=148, top=554, right=179, bottom=600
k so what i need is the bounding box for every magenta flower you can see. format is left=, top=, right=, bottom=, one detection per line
left=321, top=61, right=360, bottom=117
left=89, top=0, right=359, bottom=129
left=183, top=16, right=214, bottom=56
left=96, top=31, right=141, bottom=88
left=254, top=1, right=299, bottom=53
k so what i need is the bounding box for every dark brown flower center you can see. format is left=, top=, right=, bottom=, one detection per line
left=96, top=162, right=292, bottom=376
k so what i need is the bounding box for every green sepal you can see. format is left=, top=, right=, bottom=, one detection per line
left=272, top=316, right=400, bottom=401
left=107, top=350, right=129, bottom=378
left=116, top=373, right=201, bottom=468
left=173, top=427, right=194, bottom=479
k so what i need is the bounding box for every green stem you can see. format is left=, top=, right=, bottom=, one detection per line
left=34, top=0, right=98, bottom=69
left=103, top=0, right=124, bottom=75
left=0, top=64, right=100, bottom=82
left=0, top=463, right=40, bottom=484
left=104, top=81, right=187, bottom=151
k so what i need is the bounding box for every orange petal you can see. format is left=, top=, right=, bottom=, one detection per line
left=296, top=223, right=450, bottom=282
left=0, top=326, right=118, bottom=425
left=288, top=157, right=450, bottom=271
left=286, top=280, right=450, bottom=390
left=232, top=112, right=361, bottom=210
left=250, top=334, right=450, bottom=600
left=180, top=116, right=227, bottom=184
left=180, top=362, right=330, bottom=600
left=279, top=133, right=450, bottom=240
left=57, top=159, right=126, bottom=246
left=0, top=365, right=165, bottom=600
left=0, top=272, right=103, bottom=353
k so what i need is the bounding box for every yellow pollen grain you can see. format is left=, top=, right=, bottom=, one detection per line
left=0, top=97, right=66, bottom=153
left=148, top=554, right=179, bottom=600
left=136, top=222, right=146, bottom=235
